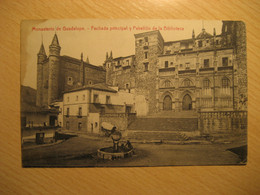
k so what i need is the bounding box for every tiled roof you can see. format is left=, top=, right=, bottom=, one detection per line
left=61, top=55, right=105, bottom=71
left=63, top=83, right=117, bottom=94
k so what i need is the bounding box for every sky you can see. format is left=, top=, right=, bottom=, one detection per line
left=21, top=19, right=222, bottom=89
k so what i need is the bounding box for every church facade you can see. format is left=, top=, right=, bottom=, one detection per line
left=104, top=21, right=247, bottom=115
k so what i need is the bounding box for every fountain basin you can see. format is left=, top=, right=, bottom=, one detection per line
left=97, top=147, right=134, bottom=160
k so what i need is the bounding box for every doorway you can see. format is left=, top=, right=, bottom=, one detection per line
left=182, top=94, right=192, bottom=110
left=163, top=95, right=172, bottom=110
left=49, top=115, right=57, bottom=126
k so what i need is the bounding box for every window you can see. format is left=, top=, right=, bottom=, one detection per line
left=185, top=63, right=190, bottom=69
left=76, top=95, right=78, bottom=101
left=78, top=122, right=82, bottom=131
left=203, top=79, right=210, bottom=88
left=165, top=61, right=169, bottom=68
left=118, top=60, right=120, bottom=65
left=184, top=79, right=191, bottom=87
left=144, top=63, right=149, bottom=71
left=165, top=80, right=171, bottom=88
left=222, top=77, right=230, bottom=88
left=216, top=40, right=219, bottom=44
left=106, top=96, right=111, bottom=104
left=94, top=94, right=99, bottom=103
left=222, top=57, right=228, bottom=66
left=66, top=108, right=70, bottom=116
left=144, top=52, right=148, bottom=59
left=78, top=107, right=82, bottom=116
left=198, top=41, right=202, bottom=47
left=204, top=59, right=209, bottom=68
left=144, top=37, right=148, bottom=42
left=139, top=39, right=143, bottom=45
left=126, top=60, right=129, bottom=66
left=95, top=122, right=98, bottom=128
left=67, top=97, right=69, bottom=102
left=83, top=94, right=85, bottom=100
left=126, top=83, right=129, bottom=89
left=67, top=77, right=73, bottom=85
left=91, top=123, right=94, bottom=132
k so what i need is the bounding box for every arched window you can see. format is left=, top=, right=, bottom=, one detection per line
left=203, top=79, right=210, bottom=88
left=222, top=77, right=230, bottom=88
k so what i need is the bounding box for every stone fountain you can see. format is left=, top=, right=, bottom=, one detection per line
left=97, top=125, right=134, bottom=160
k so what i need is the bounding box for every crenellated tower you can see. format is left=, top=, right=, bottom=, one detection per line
left=48, top=33, right=61, bottom=105
left=36, top=42, right=47, bottom=107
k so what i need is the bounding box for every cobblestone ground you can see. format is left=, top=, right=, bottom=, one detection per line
left=22, top=136, right=246, bottom=167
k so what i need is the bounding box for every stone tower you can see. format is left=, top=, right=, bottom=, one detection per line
left=134, top=30, right=164, bottom=114
left=103, top=51, right=114, bottom=85
left=36, top=43, right=47, bottom=107
left=48, top=33, right=61, bottom=105
left=223, top=21, right=247, bottom=110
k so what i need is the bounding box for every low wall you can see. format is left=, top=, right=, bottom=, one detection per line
left=198, top=111, right=247, bottom=134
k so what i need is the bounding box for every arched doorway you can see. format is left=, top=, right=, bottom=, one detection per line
left=182, top=94, right=192, bottom=110
left=163, top=95, right=172, bottom=110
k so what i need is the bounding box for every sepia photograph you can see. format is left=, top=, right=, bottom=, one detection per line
left=20, top=19, right=247, bottom=167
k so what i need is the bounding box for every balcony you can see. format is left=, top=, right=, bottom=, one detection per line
left=218, top=66, right=233, bottom=71
left=178, top=69, right=196, bottom=74
left=199, top=67, right=214, bottom=72
left=159, top=67, right=175, bottom=72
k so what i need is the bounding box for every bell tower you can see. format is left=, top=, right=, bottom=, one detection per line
left=48, top=33, right=61, bottom=105
left=36, top=42, right=47, bottom=107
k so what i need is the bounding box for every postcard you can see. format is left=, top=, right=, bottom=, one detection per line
left=21, top=19, right=247, bottom=167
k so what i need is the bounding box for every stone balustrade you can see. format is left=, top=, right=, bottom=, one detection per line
left=198, top=110, right=247, bottom=134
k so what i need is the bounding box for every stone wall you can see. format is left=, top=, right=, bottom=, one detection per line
left=60, top=58, right=81, bottom=94
left=84, top=65, right=106, bottom=85
left=198, top=111, right=247, bottom=134
left=63, top=116, right=88, bottom=131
